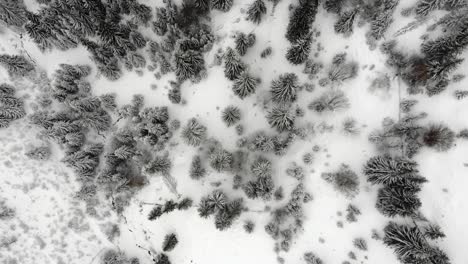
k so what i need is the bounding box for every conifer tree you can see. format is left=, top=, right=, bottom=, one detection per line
left=189, top=155, right=206, bottom=179
left=286, top=34, right=312, bottom=65
left=267, top=106, right=295, bottom=132
left=212, top=0, right=234, bottom=12
left=0, top=0, right=28, bottom=27
left=285, top=0, right=318, bottom=43
left=182, top=118, right=207, bottom=146
left=174, top=48, right=205, bottom=82
left=0, top=54, right=35, bottom=77
left=221, top=105, right=241, bottom=127
left=224, top=48, right=245, bottom=80
left=376, top=186, right=421, bottom=217
left=235, top=32, right=256, bottom=56
left=334, top=10, right=357, bottom=35
left=232, top=71, right=257, bottom=99
left=247, top=0, right=267, bottom=24
left=270, top=73, right=299, bottom=104
left=162, top=233, right=178, bottom=252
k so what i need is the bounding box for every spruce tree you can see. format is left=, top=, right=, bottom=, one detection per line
left=376, top=186, right=421, bottom=217
left=235, top=33, right=256, bottom=56
left=212, top=0, right=234, bottom=12
left=286, top=34, right=312, bottom=65
left=221, top=105, right=241, bottom=127
left=0, top=0, right=27, bottom=27
left=270, top=73, right=299, bottom=104
left=182, top=118, right=207, bottom=147
left=285, top=0, right=318, bottom=43
left=267, top=106, right=295, bottom=132
left=224, top=48, right=245, bottom=80
left=232, top=71, right=257, bottom=99
left=189, top=155, right=206, bottom=179
left=334, top=10, right=357, bottom=35
left=162, top=233, right=178, bottom=252
left=0, top=54, right=35, bottom=77
left=247, top=0, right=267, bottom=24
left=422, top=124, right=455, bottom=151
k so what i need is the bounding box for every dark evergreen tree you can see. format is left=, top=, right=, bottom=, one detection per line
left=148, top=206, right=164, bottom=220
left=422, top=124, right=455, bottom=151
left=232, top=71, right=257, bottom=99
left=0, top=0, right=28, bottom=27
left=177, top=197, right=193, bottom=210
left=0, top=83, right=25, bottom=128
left=189, top=155, right=206, bottom=179
left=286, top=34, right=312, bottom=65
left=195, top=0, right=211, bottom=12
left=174, top=48, right=205, bottom=81
left=363, top=156, right=427, bottom=186
left=182, top=118, right=207, bottom=146
left=383, top=222, right=451, bottom=264
left=270, top=73, right=299, bottom=104
left=212, top=0, right=234, bottom=12
left=0, top=54, right=35, bottom=77
left=224, top=48, right=245, bottom=80
left=423, top=224, right=446, bottom=240
left=198, top=197, right=216, bottom=218
left=221, top=105, right=241, bottom=126
left=376, top=186, right=421, bottom=217
left=334, top=10, right=357, bottom=35
left=209, top=148, right=233, bottom=172
left=145, top=155, right=172, bottom=176
left=162, top=233, right=178, bottom=252
left=285, top=0, right=318, bottom=43
left=323, top=0, right=343, bottom=14
left=267, top=106, right=295, bottom=132
left=247, top=0, right=267, bottom=24
left=235, top=32, right=256, bottom=56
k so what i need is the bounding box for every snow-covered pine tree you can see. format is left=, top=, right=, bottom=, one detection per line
left=267, top=106, right=295, bottom=132
left=247, top=0, right=267, bottom=24
left=212, top=0, right=234, bottom=12
left=285, top=0, right=318, bottom=43
left=224, top=47, right=246, bottom=80
left=286, top=34, right=312, bottom=65
left=0, top=54, right=35, bottom=77
left=270, top=73, right=299, bottom=104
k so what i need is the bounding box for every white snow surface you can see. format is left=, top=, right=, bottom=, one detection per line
left=1, top=0, right=468, bottom=264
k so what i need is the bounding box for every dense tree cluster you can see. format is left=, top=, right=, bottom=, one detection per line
left=0, top=0, right=28, bottom=28
left=198, top=190, right=244, bottom=231
left=246, top=0, right=267, bottom=24
left=148, top=198, right=193, bottom=221
left=235, top=32, right=256, bottom=56
left=285, top=0, right=319, bottom=43
left=286, top=34, right=312, bottom=65
left=232, top=71, right=257, bottom=99
left=383, top=222, right=450, bottom=264
left=364, top=155, right=426, bottom=217
left=0, top=83, right=26, bottom=128
left=243, top=156, right=275, bottom=200
left=224, top=47, right=246, bottom=81
left=0, top=54, right=35, bottom=77
left=182, top=118, right=207, bottom=147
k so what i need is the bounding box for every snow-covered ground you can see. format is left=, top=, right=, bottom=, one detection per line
left=1, top=0, right=468, bottom=264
